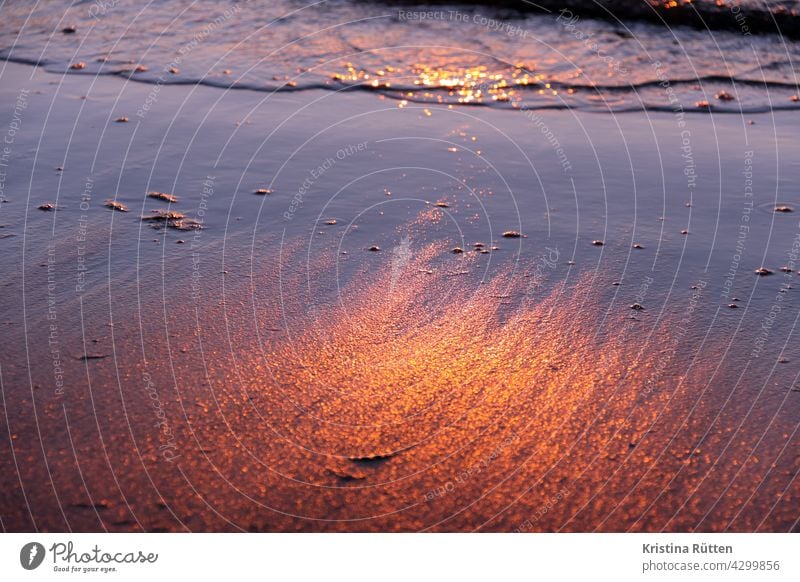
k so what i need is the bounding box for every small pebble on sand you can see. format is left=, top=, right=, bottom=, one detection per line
left=502, top=231, right=522, bottom=238
left=104, top=200, right=128, bottom=212
left=148, top=191, right=178, bottom=203
left=591, top=240, right=604, bottom=246
left=754, top=267, right=773, bottom=276
left=38, top=203, right=55, bottom=211
left=142, top=210, right=202, bottom=231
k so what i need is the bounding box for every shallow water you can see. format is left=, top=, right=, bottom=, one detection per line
left=2, top=0, right=800, bottom=113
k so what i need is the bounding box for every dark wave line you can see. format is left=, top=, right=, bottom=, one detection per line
left=3, top=54, right=798, bottom=114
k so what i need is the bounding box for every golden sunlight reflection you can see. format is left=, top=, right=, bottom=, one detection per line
left=167, top=229, right=795, bottom=532
left=333, top=62, right=559, bottom=105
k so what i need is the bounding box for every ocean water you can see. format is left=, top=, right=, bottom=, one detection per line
left=2, top=0, right=800, bottom=113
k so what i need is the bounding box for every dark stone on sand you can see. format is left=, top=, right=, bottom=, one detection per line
left=71, top=502, right=109, bottom=511
left=38, top=203, right=55, bottom=211
left=254, top=188, right=273, bottom=195
left=633, top=243, right=644, bottom=249
left=115, top=116, right=129, bottom=123
left=680, top=229, right=689, bottom=235
left=70, top=62, right=86, bottom=70
left=452, top=247, right=464, bottom=254
left=368, top=245, right=380, bottom=252
left=755, top=267, right=773, bottom=276
left=780, top=266, right=793, bottom=273
left=728, top=304, right=738, bottom=309
left=591, top=240, right=604, bottom=246
left=502, top=231, right=522, bottom=238
left=62, top=26, right=77, bottom=34
left=349, top=454, right=394, bottom=465
left=630, top=303, right=644, bottom=311
left=435, top=201, right=449, bottom=208
left=76, top=354, right=109, bottom=361
left=775, top=205, right=793, bottom=213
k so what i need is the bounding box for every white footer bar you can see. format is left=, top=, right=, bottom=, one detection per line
left=1, top=533, right=797, bottom=581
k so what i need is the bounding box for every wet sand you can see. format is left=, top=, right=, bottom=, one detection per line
left=0, top=60, right=798, bottom=532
